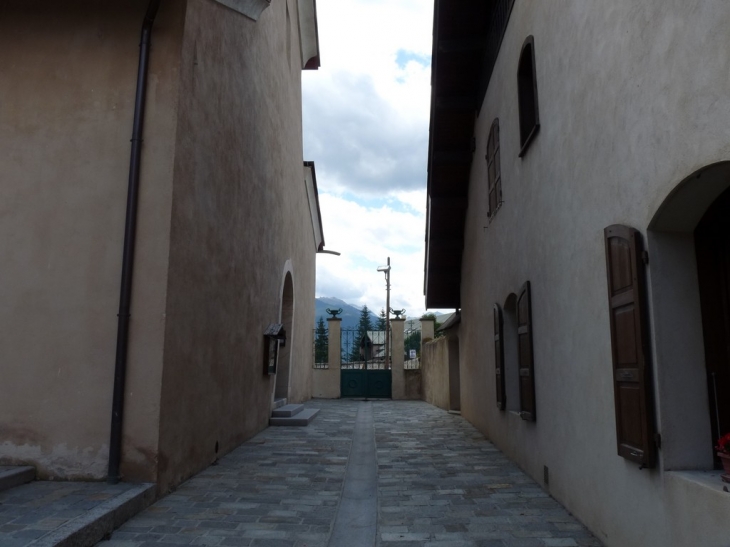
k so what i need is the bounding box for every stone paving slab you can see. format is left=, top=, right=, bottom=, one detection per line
left=94, top=400, right=601, bottom=547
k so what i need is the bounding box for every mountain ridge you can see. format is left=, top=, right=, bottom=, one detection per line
left=315, top=297, right=451, bottom=331
left=315, top=297, right=379, bottom=331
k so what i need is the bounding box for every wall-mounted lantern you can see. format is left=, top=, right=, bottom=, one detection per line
left=263, top=323, right=286, bottom=375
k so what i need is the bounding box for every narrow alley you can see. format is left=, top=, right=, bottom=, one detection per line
left=98, top=400, right=601, bottom=547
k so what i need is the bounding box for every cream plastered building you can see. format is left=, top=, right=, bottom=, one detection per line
left=0, top=0, right=323, bottom=494
left=425, top=1, right=730, bottom=546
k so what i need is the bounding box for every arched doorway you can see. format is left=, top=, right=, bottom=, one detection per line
left=274, top=272, right=294, bottom=402
left=648, top=161, right=730, bottom=470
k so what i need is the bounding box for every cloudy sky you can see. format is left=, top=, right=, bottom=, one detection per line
left=303, top=0, right=443, bottom=319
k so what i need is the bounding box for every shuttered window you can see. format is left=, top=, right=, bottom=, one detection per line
left=494, top=304, right=506, bottom=410
left=604, top=225, right=656, bottom=468
left=517, top=281, right=536, bottom=421
left=517, top=36, right=540, bottom=157
left=486, top=119, right=502, bottom=218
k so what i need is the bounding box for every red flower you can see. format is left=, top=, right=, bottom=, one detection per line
left=716, top=433, right=730, bottom=454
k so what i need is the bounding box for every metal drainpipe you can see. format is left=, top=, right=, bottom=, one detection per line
left=108, top=0, right=162, bottom=484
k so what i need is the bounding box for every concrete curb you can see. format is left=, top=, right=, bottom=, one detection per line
left=27, top=483, right=156, bottom=547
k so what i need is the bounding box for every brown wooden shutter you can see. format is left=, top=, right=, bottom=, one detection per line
left=517, top=281, right=536, bottom=421
left=495, top=121, right=502, bottom=206
left=494, top=304, right=505, bottom=410
left=604, top=225, right=656, bottom=468
left=486, top=119, right=501, bottom=217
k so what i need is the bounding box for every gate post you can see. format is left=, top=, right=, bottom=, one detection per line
left=326, top=318, right=341, bottom=398
left=391, top=318, right=406, bottom=399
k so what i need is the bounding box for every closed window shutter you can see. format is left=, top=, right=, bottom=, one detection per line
left=604, top=225, right=656, bottom=468
left=518, top=281, right=536, bottom=421
left=494, top=304, right=505, bottom=410
left=495, top=121, right=502, bottom=205
left=486, top=119, right=501, bottom=217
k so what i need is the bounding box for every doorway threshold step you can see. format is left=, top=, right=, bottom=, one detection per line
left=269, top=408, right=319, bottom=426
left=272, top=404, right=304, bottom=418
left=273, top=398, right=287, bottom=410
left=0, top=466, right=35, bottom=493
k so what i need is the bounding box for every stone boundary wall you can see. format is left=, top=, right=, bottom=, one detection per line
left=313, top=367, right=339, bottom=398
left=420, top=336, right=450, bottom=410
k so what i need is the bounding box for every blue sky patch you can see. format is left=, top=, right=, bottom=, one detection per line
left=339, top=192, right=419, bottom=215
left=395, top=49, right=431, bottom=69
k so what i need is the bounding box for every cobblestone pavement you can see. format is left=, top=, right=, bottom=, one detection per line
left=98, top=400, right=602, bottom=547
left=373, top=402, right=601, bottom=547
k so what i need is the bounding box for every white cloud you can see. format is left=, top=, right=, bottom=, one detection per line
left=303, top=0, right=433, bottom=196
left=306, top=0, right=449, bottom=317
left=317, top=191, right=438, bottom=317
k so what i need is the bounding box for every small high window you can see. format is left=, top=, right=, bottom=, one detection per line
left=517, top=36, right=540, bottom=157
left=486, top=119, right=502, bottom=218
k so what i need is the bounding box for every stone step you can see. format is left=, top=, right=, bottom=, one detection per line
left=271, top=404, right=304, bottom=418
left=272, top=398, right=287, bottom=410
left=0, top=466, right=35, bottom=493
left=269, top=408, right=320, bottom=426
left=0, top=481, right=155, bottom=547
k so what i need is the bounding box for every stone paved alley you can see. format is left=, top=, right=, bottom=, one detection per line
left=98, top=400, right=602, bottom=547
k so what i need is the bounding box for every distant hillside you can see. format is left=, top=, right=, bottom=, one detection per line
left=315, top=297, right=379, bottom=331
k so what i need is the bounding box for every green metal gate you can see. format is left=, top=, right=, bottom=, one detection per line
left=341, top=369, right=392, bottom=398
left=340, top=329, right=392, bottom=398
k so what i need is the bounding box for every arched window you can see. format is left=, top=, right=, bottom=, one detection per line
left=486, top=119, right=502, bottom=218
left=647, top=163, right=730, bottom=471
left=517, top=36, right=540, bottom=157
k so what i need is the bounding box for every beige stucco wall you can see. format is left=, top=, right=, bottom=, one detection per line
left=0, top=1, right=185, bottom=481
left=421, top=337, right=450, bottom=411
left=391, top=319, right=406, bottom=399
left=156, top=0, right=315, bottom=493
left=312, top=368, right=340, bottom=399
left=313, top=319, right=341, bottom=398
left=403, top=370, right=422, bottom=400
left=457, top=2, right=730, bottom=546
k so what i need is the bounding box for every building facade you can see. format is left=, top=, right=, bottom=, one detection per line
left=425, top=1, right=730, bottom=545
left=1, top=0, right=322, bottom=494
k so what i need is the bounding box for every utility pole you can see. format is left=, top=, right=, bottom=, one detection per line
left=377, top=257, right=391, bottom=370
